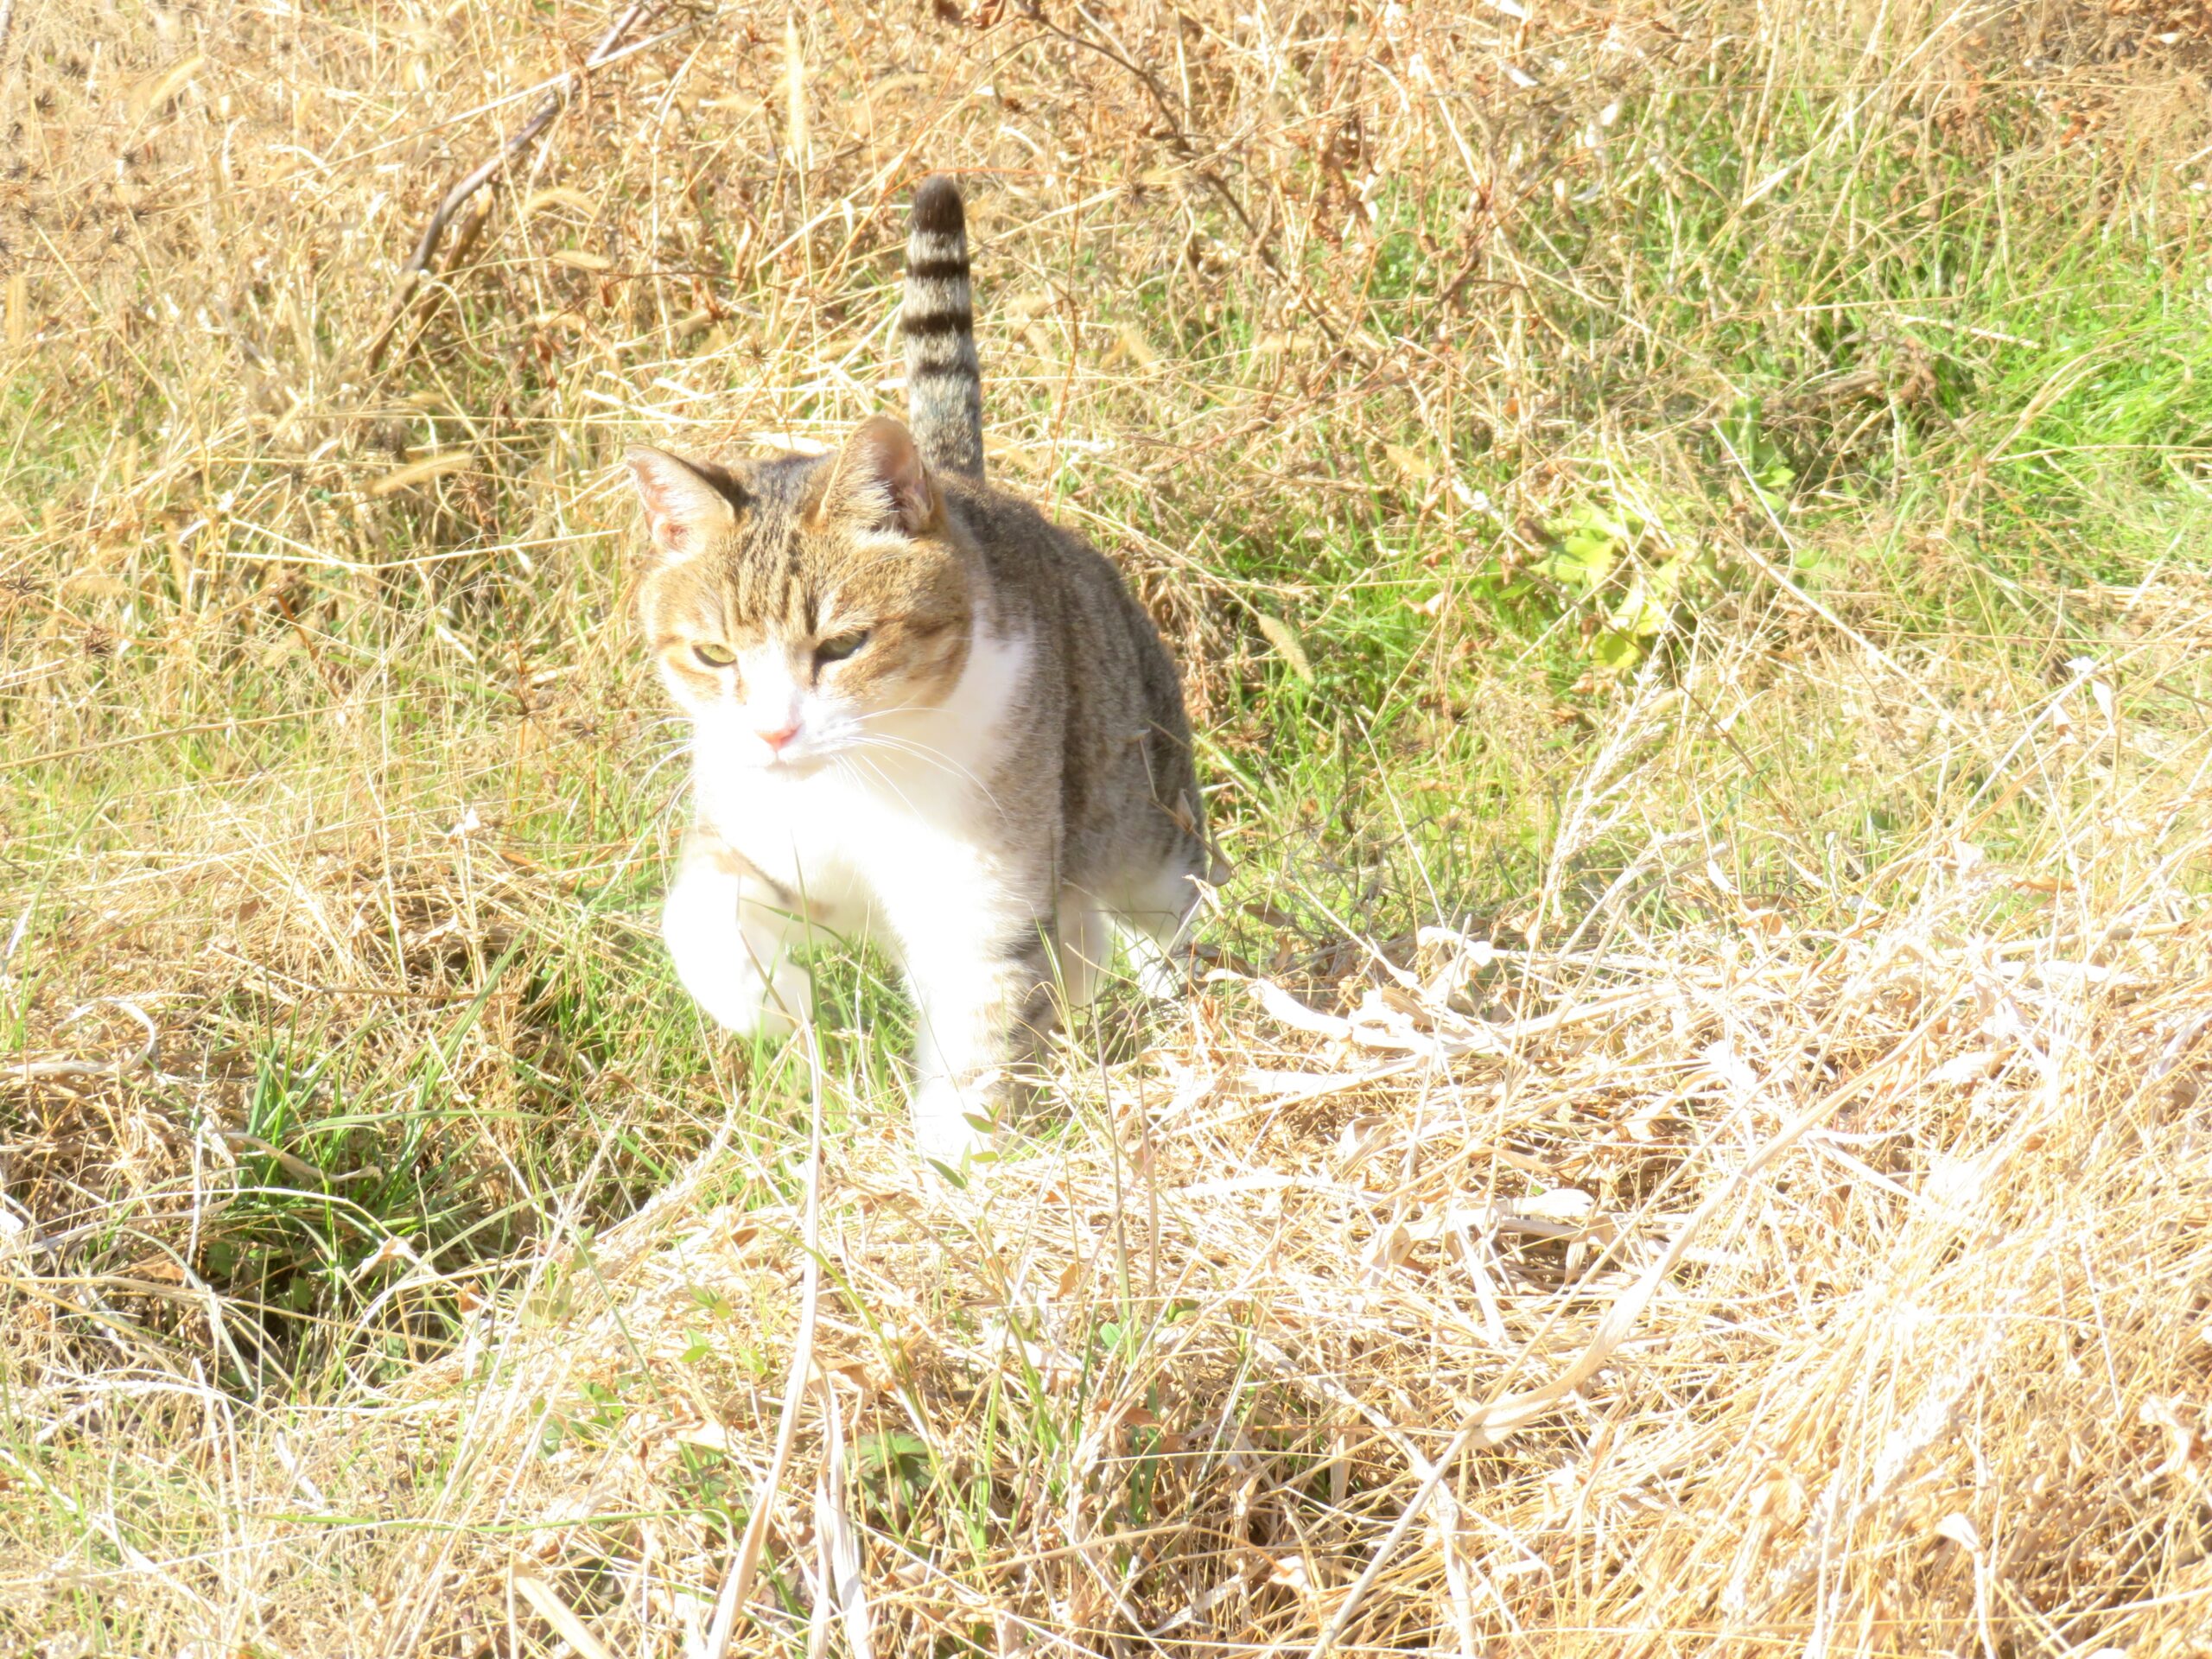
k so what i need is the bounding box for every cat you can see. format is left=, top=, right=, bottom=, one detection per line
left=625, top=174, right=1217, bottom=1166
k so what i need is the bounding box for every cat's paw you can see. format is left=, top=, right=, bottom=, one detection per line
left=683, top=956, right=810, bottom=1039
left=911, top=1081, right=994, bottom=1170
left=1134, top=952, right=1188, bottom=1001
left=666, top=918, right=810, bottom=1038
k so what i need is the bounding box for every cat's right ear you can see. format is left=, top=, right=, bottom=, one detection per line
left=626, top=448, right=736, bottom=561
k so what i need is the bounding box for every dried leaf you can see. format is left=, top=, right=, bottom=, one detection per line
left=1931, top=1050, right=1999, bottom=1087
left=2139, top=1395, right=2204, bottom=1480
left=523, top=187, right=599, bottom=218
left=1384, top=442, right=1433, bottom=480
left=129, top=53, right=206, bottom=120
left=1933, top=1512, right=1981, bottom=1553
left=352, top=1235, right=418, bottom=1277
left=813, top=1413, right=872, bottom=1659
left=1238, top=976, right=1351, bottom=1039
left=1519, top=1187, right=1593, bottom=1224
left=2035, top=959, right=2113, bottom=988
left=367, top=450, right=474, bottom=496
left=1266, top=1553, right=1316, bottom=1595
left=1336, top=1113, right=1389, bottom=1165
left=1255, top=613, right=1314, bottom=683
left=512, top=1572, right=619, bottom=1659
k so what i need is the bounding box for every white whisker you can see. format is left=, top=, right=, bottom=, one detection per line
left=636, top=740, right=695, bottom=794
left=836, top=751, right=930, bottom=823
left=856, top=734, right=1007, bottom=817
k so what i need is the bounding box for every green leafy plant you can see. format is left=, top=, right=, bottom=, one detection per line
left=855, top=1431, right=933, bottom=1520
left=1539, top=488, right=1713, bottom=670
left=1719, top=397, right=1796, bottom=515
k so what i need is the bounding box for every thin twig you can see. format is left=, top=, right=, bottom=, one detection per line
left=363, top=2, right=663, bottom=370
left=7, top=999, right=159, bottom=1084
left=407, top=1, right=651, bottom=279
left=704, top=1024, right=826, bottom=1657
left=1008, top=0, right=1305, bottom=294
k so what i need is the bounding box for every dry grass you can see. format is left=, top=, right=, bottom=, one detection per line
left=5, top=0, right=2212, bottom=1653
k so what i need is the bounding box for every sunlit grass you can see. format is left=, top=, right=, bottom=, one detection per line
left=4, top=0, right=2212, bottom=1653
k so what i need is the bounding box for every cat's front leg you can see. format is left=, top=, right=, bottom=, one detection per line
left=663, top=827, right=811, bottom=1038
left=901, top=912, right=1058, bottom=1166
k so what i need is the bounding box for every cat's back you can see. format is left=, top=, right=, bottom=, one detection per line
left=941, top=474, right=1200, bottom=869
left=900, top=172, right=1206, bottom=883
left=942, top=476, right=1160, bottom=664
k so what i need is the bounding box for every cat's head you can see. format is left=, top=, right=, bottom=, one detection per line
left=626, top=417, right=972, bottom=771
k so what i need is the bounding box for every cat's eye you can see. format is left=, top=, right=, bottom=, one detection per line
left=692, top=642, right=737, bottom=669
left=815, top=630, right=872, bottom=665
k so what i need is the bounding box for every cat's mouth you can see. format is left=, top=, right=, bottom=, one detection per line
left=693, top=707, right=841, bottom=772
left=753, top=738, right=842, bottom=774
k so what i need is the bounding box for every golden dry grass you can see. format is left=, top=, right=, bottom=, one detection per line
left=4, top=0, right=2212, bottom=1654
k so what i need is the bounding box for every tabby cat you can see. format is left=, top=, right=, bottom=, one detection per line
left=626, top=175, right=1215, bottom=1166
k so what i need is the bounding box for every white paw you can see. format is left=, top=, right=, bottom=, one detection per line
left=911, top=1081, right=994, bottom=1169
left=1135, top=951, right=1188, bottom=1001
left=667, top=921, right=810, bottom=1037
left=683, top=956, right=810, bottom=1038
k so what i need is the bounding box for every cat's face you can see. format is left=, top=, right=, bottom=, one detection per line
left=627, top=419, right=973, bottom=772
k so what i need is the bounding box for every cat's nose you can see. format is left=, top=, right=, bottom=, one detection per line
left=755, top=721, right=802, bottom=753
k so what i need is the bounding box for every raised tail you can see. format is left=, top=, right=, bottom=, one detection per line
left=902, top=174, right=984, bottom=482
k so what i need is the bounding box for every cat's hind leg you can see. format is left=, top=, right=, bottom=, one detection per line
left=899, top=899, right=1059, bottom=1166
left=1055, top=890, right=1112, bottom=1012
left=663, top=828, right=812, bottom=1038
left=1109, top=856, right=1208, bottom=1001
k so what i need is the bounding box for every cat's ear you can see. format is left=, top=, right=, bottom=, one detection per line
left=812, top=416, right=940, bottom=537
left=626, top=448, right=737, bottom=560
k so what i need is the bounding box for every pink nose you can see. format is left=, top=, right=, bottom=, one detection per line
left=755, top=721, right=802, bottom=753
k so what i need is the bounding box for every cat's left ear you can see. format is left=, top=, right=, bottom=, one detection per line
left=626, top=448, right=737, bottom=561
left=812, top=416, right=940, bottom=537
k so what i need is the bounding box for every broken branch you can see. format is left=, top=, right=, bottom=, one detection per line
left=364, top=2, right=666, bottom=371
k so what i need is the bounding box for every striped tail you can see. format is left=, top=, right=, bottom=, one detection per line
left=902, top=174, right=984, bottom=481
